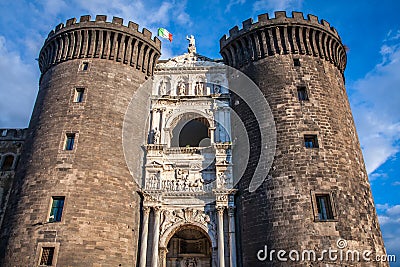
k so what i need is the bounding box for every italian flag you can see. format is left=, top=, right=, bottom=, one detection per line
left=158, top=28, right=173, bottom=42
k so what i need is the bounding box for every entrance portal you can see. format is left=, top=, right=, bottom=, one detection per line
left=166, top=226, right=212, bottom=267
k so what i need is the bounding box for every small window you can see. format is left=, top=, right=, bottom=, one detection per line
left=49, top=196, right=65, bottom=222
left=304, top=135, right=319, bottom=148
left=82, top=62, right=89, bottom=71
left=74, top=88, right=85, bottom=103
left=1, top=129, right=7, bottom=137
left=316, top=194, right=334, bottom=220
left=64, top=133, right=75, bottom=150
left=297, top=86, right=309, bottom=101
left=293, top=58, right=300, bottom=67
left=39, top=247, right=55, bottom=266
left=1, top=155, right=14, bottom=171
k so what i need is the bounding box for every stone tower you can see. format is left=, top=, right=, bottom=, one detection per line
left=220, top=11, right=387, bottom=266
left=0, top=15, right=160, bottom=266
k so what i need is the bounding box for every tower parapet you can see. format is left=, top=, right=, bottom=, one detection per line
left=220, top=11, right=346, bottom=72
left=39, top=15, right=161, bottom=76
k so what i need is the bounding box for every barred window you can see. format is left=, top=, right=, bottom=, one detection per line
left=39, top=247, right=54, bottom=266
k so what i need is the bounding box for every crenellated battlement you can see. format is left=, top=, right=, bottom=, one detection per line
left=39, top=15, right=161, bottom=76
left=220, top=11, right=347, bottom=72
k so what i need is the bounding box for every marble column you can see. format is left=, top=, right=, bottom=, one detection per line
left=209, top=127, right=215, bottom=144
left=228, top=207, right=237, bottom=267
left=217, top=207, right=225, bottom=267
left=151, top=207, right=161, bottom=267
left=219, top=110, right=226, bottom=142
left=212, top=247, right=218, bottom=267
left=151, top=109, right=158, bottom=131
left=160, top=108, right=167, bottom=144
left=224, top=108, right=231, bottom=142
left=160, top=247, right=168, bottom=267
left=139, top=207, right=151, bottom=267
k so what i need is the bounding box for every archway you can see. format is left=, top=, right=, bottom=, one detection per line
left=171, top=114, right=211, bottom=147
left=165, top=225, right=212, bottom=267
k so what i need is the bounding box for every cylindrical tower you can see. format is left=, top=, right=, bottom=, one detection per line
left=0, top=15, right=160, bottom=266
left=220, top=11, right=387, bottom=266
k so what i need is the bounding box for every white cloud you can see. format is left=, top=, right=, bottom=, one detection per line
left=253, top=0, right=303, bottom=12
left=387, top=205, right=400, bottom=216
left=225, top=0, right=246, bottom=13
left=376, top=203, right=390, bottom=210
left=378, top=215, right=391, bottom=225
left=74, top=0, right=191, bottom=28
left=350, top=39, right=400, bottom=174
left=0, top=36, right=37, bottom=128
left=376, top=203, right=400, bottom=257
left=42, top=0, right=68, bottom=15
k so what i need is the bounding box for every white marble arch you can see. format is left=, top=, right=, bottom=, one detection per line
left=159, top=221, right=216, bottom=249
left=164, top=109, right=214, bottom=147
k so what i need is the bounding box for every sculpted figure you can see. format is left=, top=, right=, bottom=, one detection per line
left=186, top=35, right=196, bottom=53
left=178, top=82, right=186, bottom=95
left=153, top=127, right=160, bottom=144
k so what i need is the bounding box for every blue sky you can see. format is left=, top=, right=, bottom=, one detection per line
left=0, top=0, right=399, bottom=263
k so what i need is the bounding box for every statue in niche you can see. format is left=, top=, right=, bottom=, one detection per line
left=159, top=80, right=167, bottom=95
left=195, top=82, right=204, bottom=95
left=147, top=171, right=160, bottom=189
left=186, top=35, right=196, bottom=54
left=217, top=172, right=227, bottom=188
left=214, top=84, right=221, bottom=94
left=153, top=127, right=160, bottom=144
left=178, top=82, right=186, bottom=95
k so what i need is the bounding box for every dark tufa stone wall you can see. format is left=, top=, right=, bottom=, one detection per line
left=0, top=129, right=27, bottom=229
left=222, top=11, right=387, bottom=266
left=0, top=16, right=160, bottom=266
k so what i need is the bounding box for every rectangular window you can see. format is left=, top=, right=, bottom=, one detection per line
left=82, top=62, right=89, bottom=71
left=1, top=129, right=7, bottom=137
left=49, top=196, right=65, bottom=222
left=316, top=194, right=334, bottom=220
left=39, top=247, right=55, bottom=266
left=297, top=86, right=309, bottom=101
left=1, top=155, right=14, bottom=171
left=64, top=133, right=75, bottom=150
left=304, top=135, right=319, bottom=148
left=293, top=58, right=300, bottom=67
left=74, top=88, right=85, bottom=103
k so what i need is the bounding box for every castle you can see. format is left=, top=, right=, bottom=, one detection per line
left=0, top=11, right=387, bottom=267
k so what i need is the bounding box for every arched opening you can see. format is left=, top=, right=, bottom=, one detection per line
left=166, top=226, right=212, bottom=267
left=1, top=155, right=14, bottom=171
left=171, top=114, right=210, bottom=147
